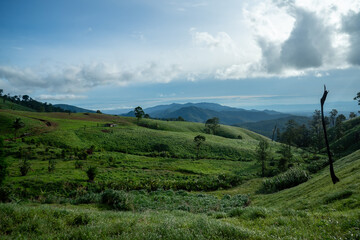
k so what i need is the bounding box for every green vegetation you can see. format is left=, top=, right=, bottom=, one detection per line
left=0, top=107, right=359, bottom=239
left=260, top=167, right=311, bottom=193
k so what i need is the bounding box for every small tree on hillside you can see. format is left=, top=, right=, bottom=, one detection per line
left=12, top=118, right=25, bottom=139
left=329, top=109, right=338, bottom=127
left=278, top=144, right=292, bottom=172
left=134, top=106, right=145, bottom=123
left=194, top=135, right=206, bottom=159
left=205, top=117, right=220, bottom=134
left=86, top=166, right=98, bottom=182
left=349, top=112, right=357, bottom=119
left=354, top=92, right=360, bottom=113
left=256, top=139, right=269, bottom=177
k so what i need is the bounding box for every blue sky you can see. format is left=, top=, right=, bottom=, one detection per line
left=0, top=0, right=359, bottom=113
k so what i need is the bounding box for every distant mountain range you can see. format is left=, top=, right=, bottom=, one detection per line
left=54, top=104, right=95, bottom=113
left=122, top=102, right=293, bottom=125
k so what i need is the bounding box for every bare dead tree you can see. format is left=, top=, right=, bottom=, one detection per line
left=320, top=85, right=340, bottom=184
left=271, top=124, right=277, bottom=141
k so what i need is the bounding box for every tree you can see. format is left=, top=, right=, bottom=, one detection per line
left=256, top=139, right=269, bottom=177
left=278, top=144, right=292, bottom=172
left=354, top=91, right=360, bottom=106
left=86, top=166, right=98, bottom=182
left=96, top=110, right=102, bottom=114
left=334, top=114, right=346, bottom=140
left=329, top=109, right=338, bottom=127
left=22, top=95, right=30, bottom=102
left=0, top=89, right=3, bottom=97
left=281, top=120, right=297, bottom=145
left=335, top=114, right=346, bottom=126
left=310, top=110, right=324, bottom=152
left=276, top=128, right=281, bottom=142
left=205, top=117, right=220, bottom=134
left=177, top=116, right=185, bottom=121
left=320, top=85, right=339, bottom=184
left=144, top=114, right=150, bottom=119
left=12, top=118, right=25, bottom=139
left=134, top=106, right=145, bottom=123
left=349, top=112, right=357, bottom=119
left=194, top=135, right=206, bottom=159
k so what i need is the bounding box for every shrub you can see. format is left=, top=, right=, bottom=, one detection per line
left=86, top=166, right=98, bottom=182
left=68, top=214, right=91, bottom=226
left=19, top=159, right=31, bottom=176
left=152, top=143, right=170, bottom=152
left=74, top=160, right=84, bottom=169
left=101, top=189, right=133, bottom=211
left=48, top=159, right=56, bottom=173
left=307, top=158, right=328, bottom=173
left=260, top=167, right=311, bottom=193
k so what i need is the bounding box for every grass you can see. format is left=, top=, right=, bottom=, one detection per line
left=1, top=109, right=305, bottom=195
left=1, top=203, right=359, bottom=239
left=1, top=109, right=359, bottom=239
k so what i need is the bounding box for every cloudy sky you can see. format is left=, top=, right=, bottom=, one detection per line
left=0, top=0, right=359, bottom=113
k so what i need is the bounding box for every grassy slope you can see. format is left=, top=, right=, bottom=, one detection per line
left=2, top=110, right=301, bottom=194
left=1, top=150, right=359, bottom=239
left=329, top=116, right=360, bottom=157
left=216, top=149, right=360, bottom=211
left=0, top=97, right=35, bottom=112
left=1, top=109, right=360, bottom=239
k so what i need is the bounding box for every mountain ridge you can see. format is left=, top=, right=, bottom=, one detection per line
left=123, top=102, right=292, bottom=125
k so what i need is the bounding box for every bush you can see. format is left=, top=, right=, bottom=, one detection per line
left=48, top=159, right=56, bottom=173
left=68, top=214, right=91, bottom=226
left=19, top=159, right=31, bottom=176
left=260, top=167, right=311, bottom=193
left=74, top=160, right=84, bottom=169
left=101, top=189, right=133, bottom=211
left=86, top=166, right=98, bottom=182
left=307, top=158, right=328, bottom=173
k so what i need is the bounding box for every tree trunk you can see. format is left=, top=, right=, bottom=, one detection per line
left=320, top=85, right=340, bottom=184
left=271, top=124, right=277, bottom=141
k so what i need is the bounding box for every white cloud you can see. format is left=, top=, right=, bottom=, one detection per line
left=37, top=94, right=87, bottom=101
left=0, top=62, right=183, bottom=94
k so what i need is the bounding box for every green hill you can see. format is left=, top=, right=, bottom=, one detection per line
left=1, top=109, right=359, bottom=239
left=329, top=116, right=360, bottom=157
left=1, top=109, right=299, bottom=195
left=0, top=97, right=35, bottom=112
left=54, top=104, right=96, bottom=113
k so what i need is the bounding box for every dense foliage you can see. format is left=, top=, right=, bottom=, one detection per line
left=260, top=167, right=311, bottom=193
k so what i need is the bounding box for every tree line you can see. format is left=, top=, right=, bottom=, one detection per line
left=0, top=89, right=67, bottom=113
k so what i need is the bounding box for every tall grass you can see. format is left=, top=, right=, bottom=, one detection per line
left=260, top=167, right=311, bottom=193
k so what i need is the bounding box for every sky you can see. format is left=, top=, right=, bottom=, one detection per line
left=0, top=0, right=360, bottom=113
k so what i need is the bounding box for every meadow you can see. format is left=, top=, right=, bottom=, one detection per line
left=0, top=107, right=359, bottom=239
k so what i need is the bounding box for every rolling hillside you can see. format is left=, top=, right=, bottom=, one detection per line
left=1, top=108, right=360, bottom=239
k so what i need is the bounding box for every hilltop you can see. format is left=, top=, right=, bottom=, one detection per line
left=53, top=104, right=96, bottom=113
